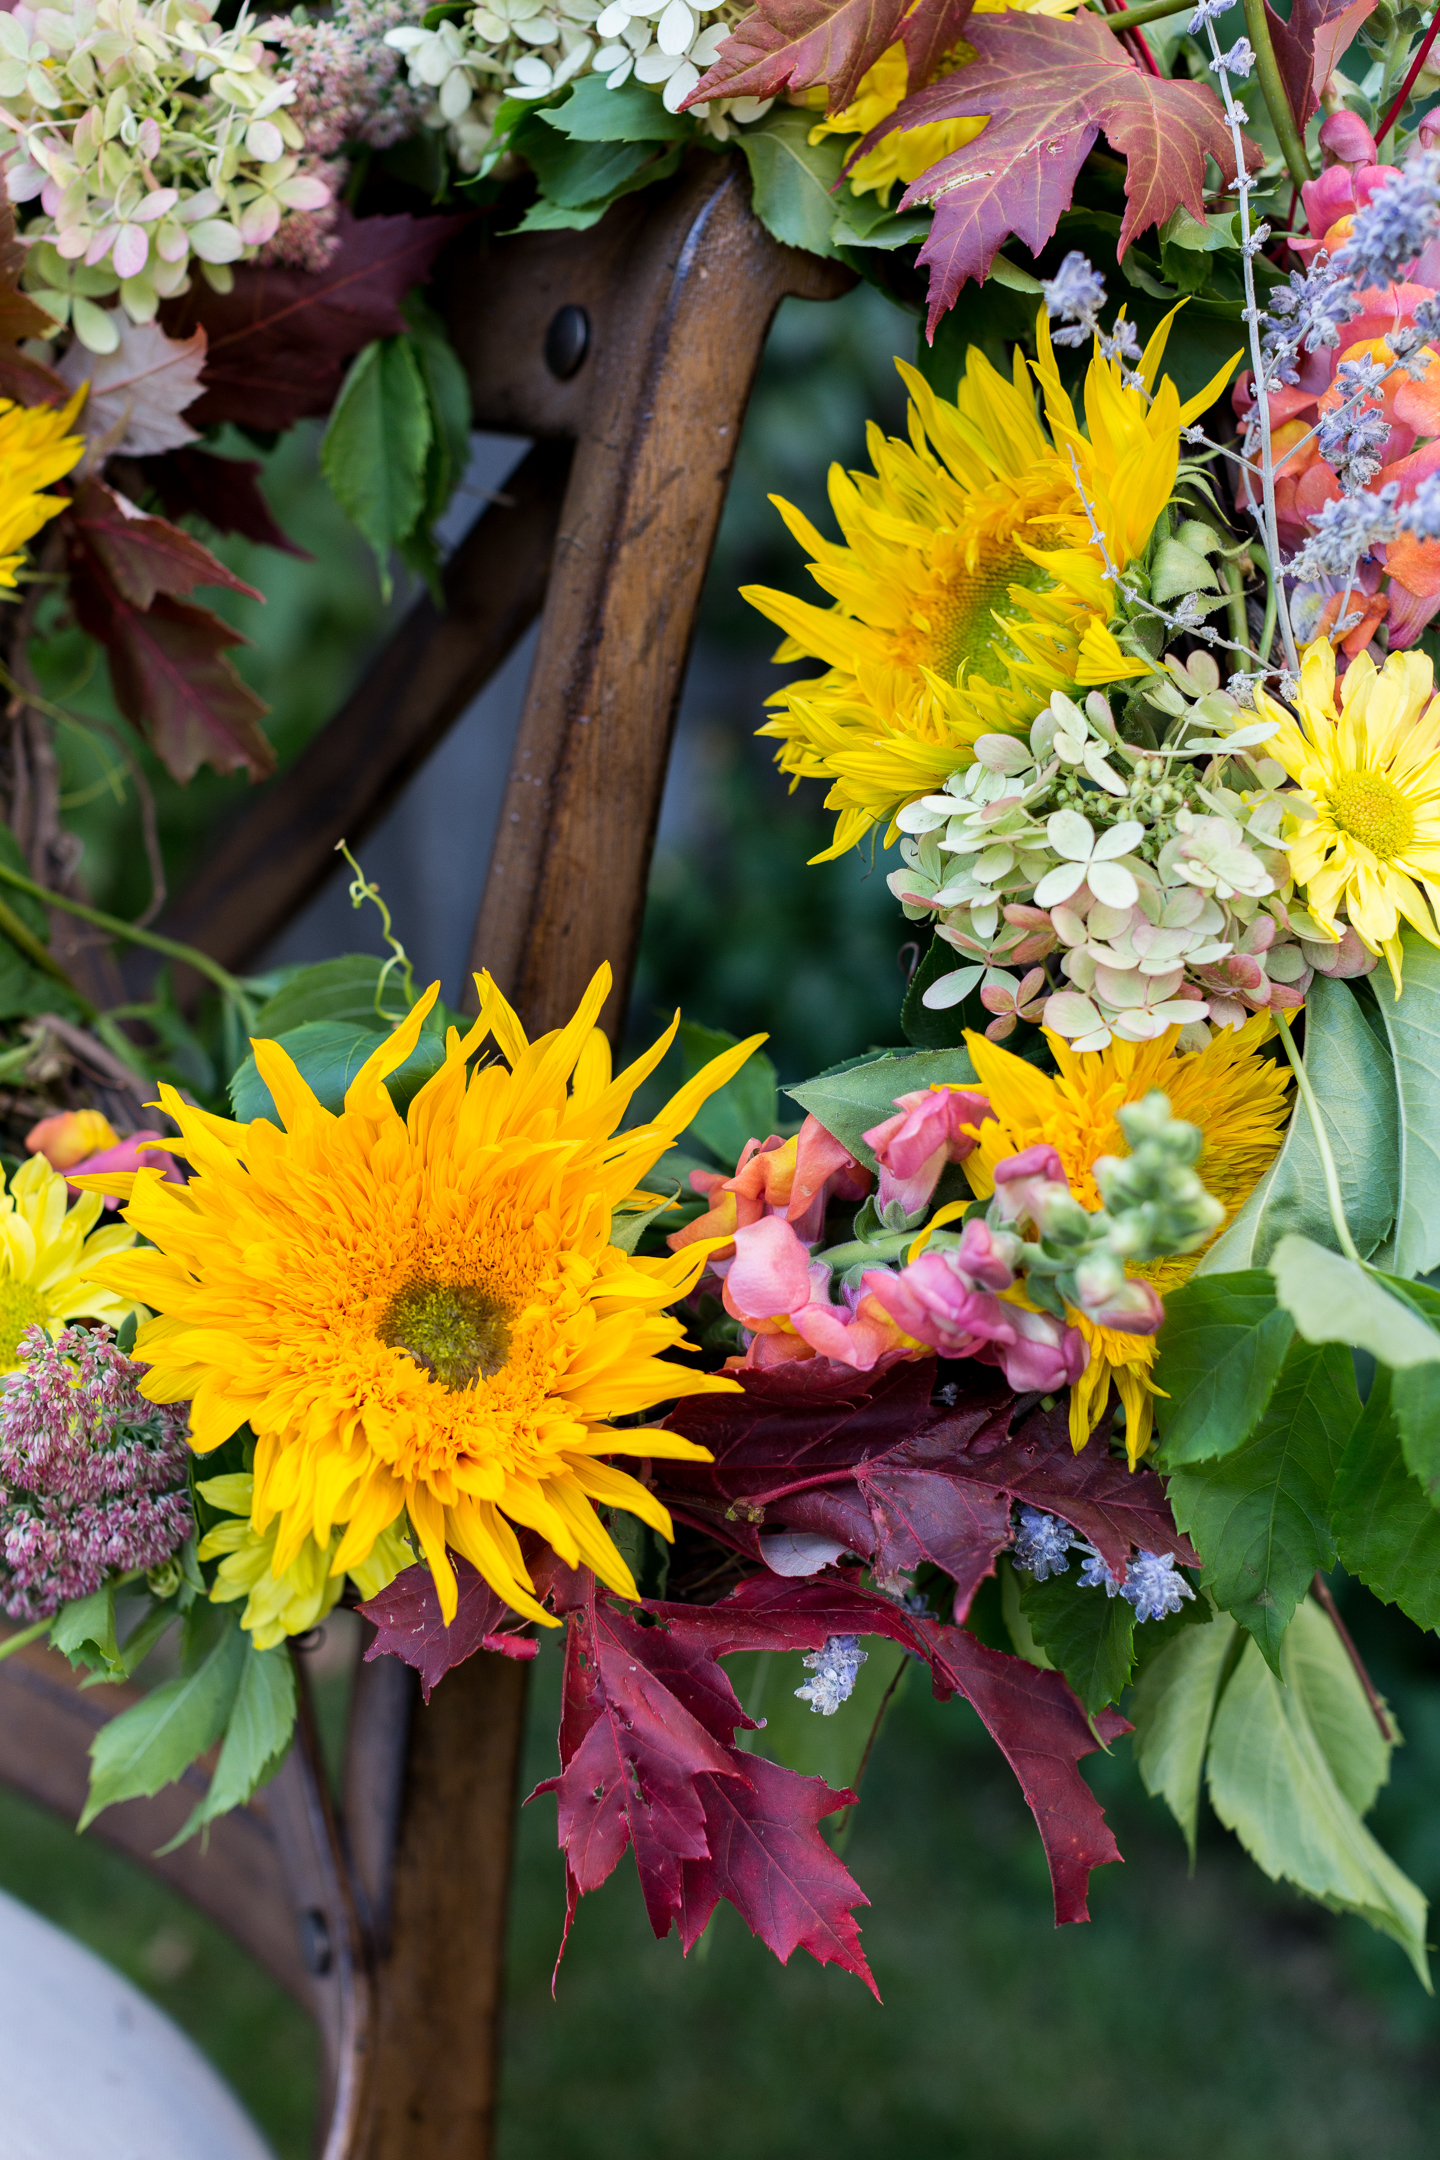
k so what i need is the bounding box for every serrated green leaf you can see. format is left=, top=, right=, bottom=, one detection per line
left=1019, top=1570, right=1135, bottom=1714
left=543, top=73, right=689, bottom=141
left=516, top=117, right=662, bottom=207
left=734, top=108, right=845, bottom=257
left=786, top=1046, right=980, bottom=1170
left=1287, top=1595, right=1393, bottom=1819
left=1165, top=1339, right=1357, bottom=1670
left=252, top=955, right=403, bottom=1038
left=161, top=1637, right=297, bottom=1849
left=1206, top=1601, right=1427, bottom=1985
left=1151, top=1271, right=1294, bottom=1465
left=678, top=1020, right=779, bottom=1172
left=320, top=336, right=432, bottom=600
left=1333, top=1367, right=1440, bottom=1629
left=229, top=1021, right=446, bottom=1123
left=1199, top=976, right=1398, bottom=1271
left=50, top=1582, right=117, bottom=1670
left=1373, top=930, right=1440, bottom=1277
left=1390, top=1360, right=1440, bottom=1508
left=404, top=292, right=473, bottom=528
left=81, top=1606, right=247, bottom=1830
left=1131, top=1609, right=1237, bottom=1862
left=1269, top=1235, right=1440, bottom=1367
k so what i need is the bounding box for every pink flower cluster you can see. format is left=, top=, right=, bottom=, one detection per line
left=862, top=1083, right=992, bottom=1216
left=1240, top=110, right=1440, bottom=655
left=0, top=1324, right=191, bottom=1622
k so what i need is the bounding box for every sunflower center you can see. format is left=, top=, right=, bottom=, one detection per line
left=907, top=539, right=1047, bottom=686
left=1329, top=769, right=1414, bottom=860
left=0, top=1281, right=49, bottom=1368
left=378, top=1277, right=513, bottom=1391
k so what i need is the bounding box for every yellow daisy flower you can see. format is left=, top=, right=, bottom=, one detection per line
left=197, top=1472, right=414, bottom=1650
left=959, top=1020, right=1292, bottom=1462
left=1257, top=639, right=1440, bottom=994
left=744, top=311, right=1238, bottom=860
left=0, top=1154, right=140, bottom=1371
left=0, top=388, right=86, bottom=587
left=807, top=0, right=1083, bottom=204
left=86, top=968, right=757, bottom=1627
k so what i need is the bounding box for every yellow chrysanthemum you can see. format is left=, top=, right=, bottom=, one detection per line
left=1257, top=639, right=1440, bottom=994
left=0, top=388, right=86, bottom=587
left=807, top=0, right=1083, bottom=203
left=85, top=967, right=755, bottom=1628
left=744, top=312, right=1238, bottom=860
left=0, top=1153, right=139, bottom=1371
left=959, top=1020, right=1292, bottom=1462
left=197, top=1472, right=414, bottom=1650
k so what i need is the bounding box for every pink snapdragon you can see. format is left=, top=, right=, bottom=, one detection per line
left=862, top=1217, right=1087, bottom=1393
left=669, top=1114, right=871, bottom=1259
left=862, top=1084, right=994, bottom=1217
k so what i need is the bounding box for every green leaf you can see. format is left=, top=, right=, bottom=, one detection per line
left=1019, top=1570, right=1135, bottom=1715
left=609, top=1178, right=682, bottom=1255
left=320, top=336, right=432, bottom=599
left=1373, top=930, right=1440, bottom=1277
left=677, top=1020, right=779, bottom=1172
left=987, top=251, right=1045, bottom=292
left=252, top=955, right=404, bottom=1038
left=162, top=1637, right=297, bottom=1848
left=510, top=195, right=611, bottom=232
left=1333, top=1367, right=1440, bottom=1629
left=1151, top=1271, right=1294, bottom=1465
left=229, top=1021, right=446, bottom=1123
left=1389, top=1360, right=1440, bottom=1510
left=829, top=185, right=930, bottom=249
left=50, top=1583, right=118, bottom=1671
left=1287, top=1595, right=1393, bottom=1819
left=515, top=115, right=664, bottom=207
left=734, top=108, right=846, bottom=257
left=80, top=1605, right=248, bottom=1830
left=1269, top=1234, right=1440, bottom=1367
left=543, top=73, right=690, bottom=141
left=1200, top=977, right=1399, bottom=1271
left=1131, top=1609, right=1237, bottom=1862
left=1165, top=1339, right=1358, bottom=1670
left=787, top=1045, right=979, bottom=1170
left=1206, top=1600, right=1427, bottom=1984
left=0, top=821, right=50, bottom=942
left=404, top=292, right=473, bottom=527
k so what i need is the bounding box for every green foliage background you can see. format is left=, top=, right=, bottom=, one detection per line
left=9, top=282, right=1440, bottom=2155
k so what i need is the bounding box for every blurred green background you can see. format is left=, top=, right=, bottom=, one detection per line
left=7, top=276, right=1440, bottom=2157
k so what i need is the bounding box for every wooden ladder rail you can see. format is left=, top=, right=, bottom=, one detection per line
left=11, top=152, right=851, bottom=2160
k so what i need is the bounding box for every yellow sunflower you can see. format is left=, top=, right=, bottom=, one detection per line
left=1257, top=639, right=1440, bottom=994
left=744, top=311, right=1238, bottom=861
left=0, top=388, right=86, bottom=587
left=0, top=1153, right=139, bottom=1371
left=806, top=0, right=1084, bottom=202
left=959, top=1020, right=1292, bottom=1462
left=85, top=969, right=758, bottom=1628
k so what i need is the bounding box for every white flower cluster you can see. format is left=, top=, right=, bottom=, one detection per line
left=0, top=0, right=330, bottom=353
left=385, top=0, right=768, bottom=172
left=890, top=664, right=1368, bottom=1051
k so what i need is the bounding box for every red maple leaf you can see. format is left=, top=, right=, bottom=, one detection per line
left=677, top=1756, right=872, bottom=1975
left=138, top=447, right=310, bottom=560
left=358, top=1552, right=538, bottom=1703
left=850, top=10, right=1258, bottom=330
left=687, top=0, right=951, bottom=111
left=161, top=209, right=472, bottom=431
left=658, top=1362, right=1197, bottom=1618
left=1266, top=0, right=1376, bottom=127
left=64, top=478, right=275, bottom=782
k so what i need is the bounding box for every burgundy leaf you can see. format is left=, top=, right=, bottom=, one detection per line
left=1266, top=0, right=1376, bottom=126
left=678, top=1756, right=876, bottom=1992
left=0, top=199, right=58, bottom=347
left=0, top=348, right=69, bottom=407
left=358, top=1555, right=538, bottom=1703
left=138, top=447, right=310, bottom=558
left=688, top=0, right=914, bottom=111
left=67, top=477, right=260, bottom=608
left=851, top=11, right=1257, bottom=329
left=900, top=0, right=977, bottom=91
left=161, top=208, right=472, bottom=430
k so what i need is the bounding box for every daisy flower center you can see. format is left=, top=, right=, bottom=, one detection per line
left=0, top=1281, right=51, bottom=1367
left=1329, top=769, right=1415, bottom=861
left=378, top=1276, right=514, bottom=1392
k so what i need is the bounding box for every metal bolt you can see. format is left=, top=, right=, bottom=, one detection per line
left=300, top=1907, right=333, bottom=1977
left=544, top=303, right=590, bottom=381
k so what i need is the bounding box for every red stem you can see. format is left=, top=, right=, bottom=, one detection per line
left=1099, top=0, right=1163, bottom=75
left=1378, top=10, right=1440, bottom=143
left=1311, top=1573, right=1394, bottom=1743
